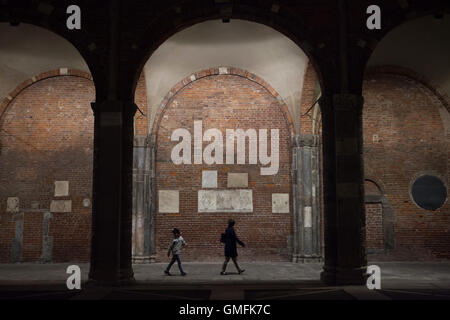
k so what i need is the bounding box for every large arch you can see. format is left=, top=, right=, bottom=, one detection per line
left=0, top=22, right=97, bottom=264
left=363, top=35, right=450, bottom=261
left=147, top=66, right=295, bottom=262
left=151, top=67, right=295, bottom=138
left=132, top=18, right=323, bottom=265
left=0, top=23, right=93, bottom=100
left=0, top=69, right=95, bottom=263
left=129, top=3, right=327, bottom=99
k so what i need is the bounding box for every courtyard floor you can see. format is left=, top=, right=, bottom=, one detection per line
left=0, top=261, right=449, bottom=300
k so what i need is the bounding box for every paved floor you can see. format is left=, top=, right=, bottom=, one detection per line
left=0, top=262, right=449, bottom=300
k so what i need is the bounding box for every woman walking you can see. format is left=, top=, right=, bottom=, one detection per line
left=221, top=219, right=246, bottom=275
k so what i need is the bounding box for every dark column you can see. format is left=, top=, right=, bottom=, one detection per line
left=89, top=100, right=137, bottom=284
left=119, top=102, right=137, bottom=281
left=319, top=94, right=367, bottom=285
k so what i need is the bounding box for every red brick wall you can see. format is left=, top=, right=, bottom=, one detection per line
left=0, top=71, right=148, bottom=263
left=154, top=70, right=293, bottom=262
left=363, top=71, right=450, bottom=260
left=0, top=75, right=94, bottom=262
left=300, top=62, right=318, bottom=135
left=134, top=73, right=148, bottom=136
left=365, top=203, right=384, bottom=251
left=23, top=212, right=43, bottom=261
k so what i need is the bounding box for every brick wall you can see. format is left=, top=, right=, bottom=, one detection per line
left=365, top=203, right=384, bottom=251
left=0, top=64, right=448, bottom=263
left=0, top=71, right=148, bottom=263
left=363, top=71, right=450, bottom=260
left=0, top=75, right=94, bottom=263
left=154, top=69, right=293, bottom=262
left=300, top=62, right=319, bottom=135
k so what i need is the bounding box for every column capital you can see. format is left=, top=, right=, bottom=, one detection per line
left=292, top=134, right=320, bottom=148
left=134, top=135, right=148, bottom=147
left=90, top=99, right=138, bottom=116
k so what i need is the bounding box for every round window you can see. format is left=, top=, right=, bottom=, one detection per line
left=411, top=175, right=447, bottom=211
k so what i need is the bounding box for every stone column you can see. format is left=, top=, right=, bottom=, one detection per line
left=132, top=135, right=153, bottom=263
left=319, top=94, right=367, bottom=285
left=88, top=100, right=137, bottom=284
left=292, top=134, right=322, bottom=262
left=148, top=135, right=157, bottom=263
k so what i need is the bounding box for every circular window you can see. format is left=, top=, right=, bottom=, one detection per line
left=411, top=175, right=447, bottom=211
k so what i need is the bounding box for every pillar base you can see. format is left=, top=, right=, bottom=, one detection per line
left=132, top=255, right=153, bottom=264
left=87, top=270, right=122, bottom=286
left=321, top=265, right=368, bottom=285
left=120, top=267, right=135, bottom=281
left=297, top=255, right=323, bottom=263
left=87, top=268, right=135, bottom=286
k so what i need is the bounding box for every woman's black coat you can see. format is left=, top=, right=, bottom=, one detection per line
left=224, top=226, right=245, bottom=257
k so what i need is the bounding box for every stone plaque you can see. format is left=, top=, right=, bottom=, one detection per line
left=50, top=200, right=72, bottom=213
left=6, top=197, right=19, bottom=213
left=272, top=193, right=289, bottom=213
left=198, top=190, right=217, bottom=212
left=198, top=190, right=253, bottom=213
left=239, top=190, right=253, bottom=211
left=216, top=190, right=233, bottom=210
left=82, top=198, right=91, bottom=208
left=202, top=170, right=217, bottom=188
left=304, top=206, right=312, bottom=227
left=227, top=173, right=248, bottom=188
left=54, top=181, right=69, bottom=197
left=158, top=190, right=179, bottom=213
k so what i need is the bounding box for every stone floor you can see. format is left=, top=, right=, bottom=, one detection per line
left=0, top=261, right=449, bottom=300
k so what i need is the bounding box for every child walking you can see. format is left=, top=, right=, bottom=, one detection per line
left=164, top=228, right=187, bottom=276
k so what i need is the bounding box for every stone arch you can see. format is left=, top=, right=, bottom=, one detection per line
left=131, top=8, right=326, bottom=98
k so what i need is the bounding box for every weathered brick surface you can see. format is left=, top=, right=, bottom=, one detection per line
left=0, top=71, right=148, bottom=263
left=0, top=75, right=94, bottom=262
left=22, top=212, right=43, bottom=261
left=363, top=72, right=450, bottom=260
left=154, top=71, right=293, bottom=262
left=365, top=203, right=384, bottom=251
left=300, top=62, right=319, bottom=135
left=0, top=64, right=448, bottom=263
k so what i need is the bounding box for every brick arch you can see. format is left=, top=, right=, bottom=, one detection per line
left=0, top=69, right=93, bottom=124
left=364, top=176, right=387, bottom=195
left=364, top=65, right=450, bottom=114
left=151, top=66, right=295, bottom=141
left=364, top=179, right=383, bottom=196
